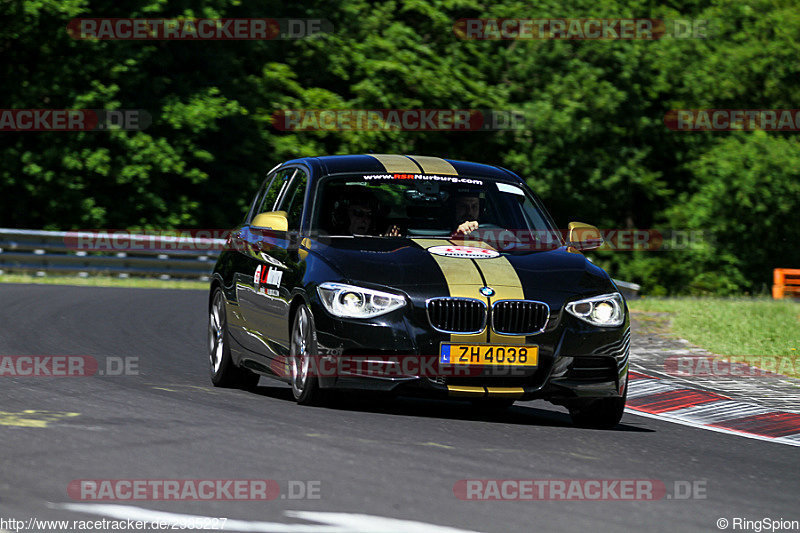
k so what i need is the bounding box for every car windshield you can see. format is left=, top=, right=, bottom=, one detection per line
left=312, top=173, right=559, bottom=241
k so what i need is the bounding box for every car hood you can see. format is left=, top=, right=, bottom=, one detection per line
left=306, top=237, right=616, bottom=298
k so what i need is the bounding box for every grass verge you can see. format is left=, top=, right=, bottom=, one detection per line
left=629, top=297, right=800, bottom=379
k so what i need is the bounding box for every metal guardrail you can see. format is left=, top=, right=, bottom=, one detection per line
left=0, top=229, right=223, bottom=280
left=0, top=228, right=641, bottom=296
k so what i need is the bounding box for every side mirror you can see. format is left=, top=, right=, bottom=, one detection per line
left=252, top=211, right=288, bottom=231
left=567, top=222, right=603, bottom=251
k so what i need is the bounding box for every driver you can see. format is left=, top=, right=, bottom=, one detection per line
left=451, top=190, right=481, bottom=236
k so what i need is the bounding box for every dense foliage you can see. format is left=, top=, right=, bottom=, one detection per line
left=2, top=0, right=799, bottom=294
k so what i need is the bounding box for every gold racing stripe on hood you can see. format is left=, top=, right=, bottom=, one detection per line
left=406, top=155, right=458, bottom=175
left=412, top=238, right=488, bottom=343
left=368, top=154, right=421, bottom=173
left=448, top=239, right=527, bottom=345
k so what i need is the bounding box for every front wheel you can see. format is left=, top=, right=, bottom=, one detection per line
left=208, top=288, right=259, bottom=389
left=289, top=304, right=324, bottom=405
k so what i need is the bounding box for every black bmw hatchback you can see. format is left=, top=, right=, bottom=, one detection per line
left=209, top=154, right=630, bottom=428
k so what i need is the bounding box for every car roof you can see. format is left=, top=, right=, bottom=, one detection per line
left=280, top=154, right=521, bottom=183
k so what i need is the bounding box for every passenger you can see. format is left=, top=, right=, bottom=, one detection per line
left=331, top=187, right=400, bottom=236
left=347, top=200, right=374, bottom=235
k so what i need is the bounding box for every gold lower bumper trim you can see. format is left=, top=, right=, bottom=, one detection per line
left=486, top=387, right=525, bottom=399
left=446, top=385, right=526, bottom=399
left=446, top=385, right=485, bottom=397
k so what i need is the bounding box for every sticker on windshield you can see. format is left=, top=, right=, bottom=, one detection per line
left=496, top=182, right=524, bottom=195
left=362, top=173, right=483, bottom=185
left=427, top=245, right=499, bottom=259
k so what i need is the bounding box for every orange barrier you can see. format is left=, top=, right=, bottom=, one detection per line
left=773, top=268, right=800, bottom=299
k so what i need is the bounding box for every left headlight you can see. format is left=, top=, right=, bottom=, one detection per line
left=317, top=282, right=407, bottom=319
left=565, top=292, right=625, bottom=327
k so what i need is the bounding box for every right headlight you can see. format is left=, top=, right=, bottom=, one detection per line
left=317, top=282, right=406, bottom=319
left=565, top=292, right=625, bottom=327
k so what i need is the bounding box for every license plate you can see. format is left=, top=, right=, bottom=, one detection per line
left=440, top=344, right=538, bottom=366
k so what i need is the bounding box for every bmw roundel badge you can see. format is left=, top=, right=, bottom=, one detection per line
left=479, top=287, right=495, bottom=297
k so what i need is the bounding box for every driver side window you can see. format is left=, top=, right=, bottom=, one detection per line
left=245, top=175, right=271, bottom=224
left=256, top=168, right=296, bottom=217
left=277, top=169, right=309, bottom=230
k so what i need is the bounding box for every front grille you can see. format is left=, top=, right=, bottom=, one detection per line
left=426, top=298, right=486, bottom=333
left=492, top=300, right=549, bottom=335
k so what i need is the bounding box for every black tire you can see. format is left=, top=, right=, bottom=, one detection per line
left=569, top=386, right=627, bottom=429
left=208, top=288, right=259, bottom=389
left=471, top=398, right=516, bottom=410
left=289, top=304, right=324, bottom=405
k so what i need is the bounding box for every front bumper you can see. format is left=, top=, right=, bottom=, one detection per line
left=309, top=296, right=630, bottom=403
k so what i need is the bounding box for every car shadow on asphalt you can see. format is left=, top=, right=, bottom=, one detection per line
left=250, top=384, right=652, bottom=432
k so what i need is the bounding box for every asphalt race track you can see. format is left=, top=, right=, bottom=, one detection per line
left=1, top=284, right=797, bottom=532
